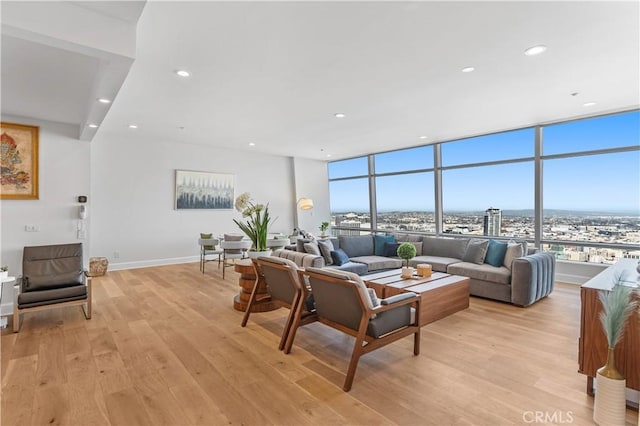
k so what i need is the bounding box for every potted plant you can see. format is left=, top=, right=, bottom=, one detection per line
left=233, top=192, right=276, bottom=257
left=0, top=265, right=8, bottom=279
left=397, top=242, right=417, bottom=279
left=593, top=274, right=638, bottom=425
left=319, top=221, right=330, bottom=237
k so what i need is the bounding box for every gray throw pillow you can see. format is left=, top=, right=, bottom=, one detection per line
left=317, top=239, right=334, bottom=265
left=304, top=242, right=321, bottom=256
left=463, top=239, right=489, bottom=264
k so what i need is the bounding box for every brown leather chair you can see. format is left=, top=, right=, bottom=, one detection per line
left=13, top=243, right=91, bottom=332
left=242, top=256, right=317, bottom=353
left=298, top=267, right=421, bottom=391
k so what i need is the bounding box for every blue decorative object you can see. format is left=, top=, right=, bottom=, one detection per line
left=383, top=242, right=400, bottom=257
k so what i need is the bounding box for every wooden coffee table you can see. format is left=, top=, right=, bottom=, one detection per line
left=364, top=270, right=470, bottom=326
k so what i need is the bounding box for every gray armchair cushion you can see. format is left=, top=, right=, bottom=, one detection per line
left=22, top=243, right=83, bottom=292
left=18, top=283, right=87, bottom=308
left=368, top=304, right=411, bottom=338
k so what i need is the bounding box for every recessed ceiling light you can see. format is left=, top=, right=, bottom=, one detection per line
left=97, top=98, right=111, bottom=104
left=461, top=67, right=475, bottom=73
left=326, top=154, right=332, bottom=158
left=128, top=124, right=138, bottom=129
left=583, top=102, right=597, bottom=107
left=419, top=135, right=428, bottom=140
left=176, top=70, right=190, bottom=77
left=524, top=45, right=547, bottom=56
left=249, top=142, right=255, bottom=147
left=88, top=124, right=98, bottom=128
left=334, top=113, right=346, bottom=118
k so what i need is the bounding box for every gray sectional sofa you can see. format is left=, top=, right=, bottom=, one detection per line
left=274, top=234, right=555, bottom=307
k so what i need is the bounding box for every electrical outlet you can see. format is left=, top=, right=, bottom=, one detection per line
left=113, top=251, right=120, bottom=259
left=25, top=225, right=40, bottom=232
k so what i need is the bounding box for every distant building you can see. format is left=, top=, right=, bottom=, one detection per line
left=483, top=207, right=502, bottom=236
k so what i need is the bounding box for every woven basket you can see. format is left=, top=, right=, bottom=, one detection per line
left=89, top=257, right=109, bottom=277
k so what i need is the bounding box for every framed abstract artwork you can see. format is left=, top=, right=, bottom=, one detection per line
left=175, top=170, right=235, bottom=210
left=1, top=122, right=39, bottom=200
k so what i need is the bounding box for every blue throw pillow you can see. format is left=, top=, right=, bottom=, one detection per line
left=383, top=242, right=400, bottom=257
left=485, top=240, right=508, bottom=267
left=374, top=235, right=396, bottom=256
left=330, top=248, right=350, bottom=266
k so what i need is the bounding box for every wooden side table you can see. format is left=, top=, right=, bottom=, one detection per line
left=232, top=259, right=278, bottom=313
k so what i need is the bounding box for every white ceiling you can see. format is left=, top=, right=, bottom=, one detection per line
left=2, top=1, right=639, bottom=161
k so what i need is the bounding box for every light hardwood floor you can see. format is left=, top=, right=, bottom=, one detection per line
left=2, top=263, right=638, bottom=426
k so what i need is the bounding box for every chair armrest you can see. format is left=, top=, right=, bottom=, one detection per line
left=373, top=292, right=419, bottom=315
left=380, top=292, right=417, bottom=305
left=511, top=252, right=555, bottom=306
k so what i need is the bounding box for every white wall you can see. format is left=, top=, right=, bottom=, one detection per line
left=0, top=115, right=91, bottom=316
left=89, top=132, right=302, bottom=269
left=292, top=157, right=330, bottom=235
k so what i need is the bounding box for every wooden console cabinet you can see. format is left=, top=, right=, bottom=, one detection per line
left=578, top=259, right=640, bottom=395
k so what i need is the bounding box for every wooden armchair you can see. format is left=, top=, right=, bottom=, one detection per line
left=298, top=267, right=421, bottom=391
left=13, top=243, right=91, bottom=332
left=242, top=256, right=317, bottom=353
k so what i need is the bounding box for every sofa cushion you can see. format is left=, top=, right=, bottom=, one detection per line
left=422, top=237, right=469, bottom=259
left=447, top=262, right=512, bottom=285
left=409, top=256, right=460, bottom=272
left=304, top=242, right=321, bottom=256
left=383, top=242, right=400, bottom=257
left=463, top=239, right=489, bottom=264
left=328, top=262, right=369, bottom=275
left=407, top=241, right=423, bottom=256
left=374, top=235, right=396, bottom=256
left=330, top=248, right=350, bottom=266
left=503, top=241, right=524, bottom=270
left=350, top=256, right=403, bottom=272
left=394, top=233, right=423, bottom=243
left=485, top=240, right=508, bottom=267
left=338, top=235, right=374, bottom=258
left=317, top=239, right=335, bottom=265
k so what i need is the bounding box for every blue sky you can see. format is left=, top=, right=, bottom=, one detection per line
left=329, top=110, right=640, bottom=213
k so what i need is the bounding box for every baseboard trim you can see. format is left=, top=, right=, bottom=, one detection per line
left=108, top=256, right=199, bottom=271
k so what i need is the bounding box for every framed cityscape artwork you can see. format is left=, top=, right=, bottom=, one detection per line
left=1, top=122, right=39, bottom=200
left=175, top=170, right=235, bottom=209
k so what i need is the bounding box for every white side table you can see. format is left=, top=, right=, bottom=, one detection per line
left=0, top=276, right=16, bottom=328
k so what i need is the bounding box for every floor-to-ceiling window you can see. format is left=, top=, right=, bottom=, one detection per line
left=374, top=146, right=435, bottom=234
left=328, top=157, right=371, bottom=235
left=541, top=110, right=640, bottom=263
left=328, top=110, right=640, bottom=263
left=441, top=129, right=534, bottom=237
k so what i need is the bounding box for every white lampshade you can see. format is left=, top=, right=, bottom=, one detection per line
left=298, top=198, right=314, bottom=210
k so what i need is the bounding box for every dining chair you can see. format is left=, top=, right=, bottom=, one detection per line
left=198, top=238, right=223, bottom=274
left=221, top=239, right=252, bottom=278
left=242, top=256, right=317, bottom=353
